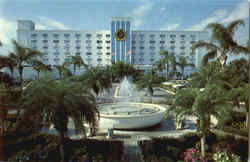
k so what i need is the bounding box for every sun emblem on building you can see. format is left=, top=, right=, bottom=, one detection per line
left=115, top=29, right=126, bottom=41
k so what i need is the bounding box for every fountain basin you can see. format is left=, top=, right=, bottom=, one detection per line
left=98, top=102, right=166, bottom=129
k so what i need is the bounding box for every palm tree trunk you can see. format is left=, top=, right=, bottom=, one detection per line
left=37, top=71, right=40, bottom=80
left=165, top=63, right=169, bottom=81
left=148, top=87, right=153, bottom=96
left=18, top=66, right=23, bottom=83
left=74, top=65, right=76, bottom=75
left=59, top=131, right=65, bottom=162
left=219, top=52, right=227, bottom=70
left=201, top=133, right=206, bottom=157
left=182, top=68, right=184, bottom=80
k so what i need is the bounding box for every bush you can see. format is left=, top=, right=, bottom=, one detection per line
left=5, top=133, right=124, bottom=162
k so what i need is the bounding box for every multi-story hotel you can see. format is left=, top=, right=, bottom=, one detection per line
left=17, top=17, right=208, bottom=77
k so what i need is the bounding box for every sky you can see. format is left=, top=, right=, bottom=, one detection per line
left=0, top=0, right=249, bottom=61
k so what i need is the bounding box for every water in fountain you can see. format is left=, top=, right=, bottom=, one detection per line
left=114, top=76, right=142, bottom=102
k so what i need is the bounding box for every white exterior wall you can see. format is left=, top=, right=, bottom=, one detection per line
left=17, top=19, right=208, bottom=79
left=132, top=31, right=208, bottom=75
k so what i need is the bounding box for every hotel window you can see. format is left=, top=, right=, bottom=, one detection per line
left=160, top=41, right=165, bottom=44
left=97, top=40, right=102, bottom=43
left=149, top=41, right=155, bottom=44
left=106, top=53, right=110, bottom=56
left=140, top=52, right=144, bottom=56
left=86, top=34, right=92, bottom=37
left=65, top=58, right=70, bottom=62
left=97, top=58, right=102, bottom=61
left=190, top=41, right=196, bottom=44
left=140, top=47, right=144, bottom=50
left=180, top=47, right=185, bottom=50
left=149, top=34, right=155, bottom=38
left=86, top=40, right=91, bottom=43
left=54, top=52, right=60, bottom=56
left=31, top=40, right=37, bottom=43
left=97, top=34, right=102, bottom=39
left=64, top=47, right=70, bottom=50
left=53, top=40, right=60, bottom=43
left=140, top=41, right=145, bottom=44
left=150, top=47, right=155, bottom=50
left=54, top=58, right=60, bottom=61
left=86, top=46, right=91, bottom=49
left=64, top=40, right=70, bottom=43
left=65, top=52, right=70, bottom=56
left=86, top=52, right=92, bottom=55
left=160, top=47, right=165, bottom=50
left=43, top=46, right=48, bottom=49
left=150, top=58, right=154, bottom=62
left=132, top=47, right=136, bottom=49
left=53, top=34, right=59, bottom=39
left=170, top=41, right=175, bottom=44
left=106, top=34, right=110, bottom=37
left=76, top=46, right=81, bottom=49
left=31, top=33, right=37, bottom=38
left=170, top=34, right=176, bottom=38
left=160, top=34, right=166, bottom=38
left=76, top=40, right=81, bottom=43
left=106, top=40, right=110, bottom=43
left=150, top=52, right=155, bottom=55
left=64, top=34, right=70, bottom=38
left=132, top=41, right=136, bottom=44
left=75, top=52, right=81, bottom=56
left=106, top=47, right=110, bottom=49
left=43, top=40, right=48, bottom=43
left=42, top=33, right=48, bottom=37
left=170, top=46, right=175, bottom=50
left=180, top=34, right=186, bottom=38
left=75, top=34, right=81, bottom=39
left=180, top=41, right=185, bottom=44
left=97, top=46, right=102, bottom=49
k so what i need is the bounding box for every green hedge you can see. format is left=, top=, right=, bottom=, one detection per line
left=139, top=132, right=247, bottom=161
left=4, top=133, right=124, bottom=162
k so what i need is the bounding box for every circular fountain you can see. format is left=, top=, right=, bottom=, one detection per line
left=98, top=77, right=167, bottom=130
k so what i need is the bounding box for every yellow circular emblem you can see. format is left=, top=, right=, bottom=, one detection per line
left=115, top=29, right=126, bottom=41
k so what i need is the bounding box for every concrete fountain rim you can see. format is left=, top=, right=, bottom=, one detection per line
left=97, top=102, right=167, bottom=118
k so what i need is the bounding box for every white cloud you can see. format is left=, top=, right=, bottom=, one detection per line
left=222, top=1, right=249, bottom=23
left=37, top=17, right=70, bottom=30
left=0, top=17, right=16, bottom=55
left=128, top=1, right=152, bottom=28
left=160, top=23, right=180, bottom=31
left=187, top=9, right=227, bottom=31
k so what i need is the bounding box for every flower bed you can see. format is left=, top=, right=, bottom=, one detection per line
left=4, top=133, right=124, bottom=162
left=139, top=132, right=247, bottom=162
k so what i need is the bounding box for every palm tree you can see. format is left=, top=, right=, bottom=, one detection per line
left=110, top=61, right=136, bottom=82
left=10, top=40, right=42, bottom=83
left=154, top=59, right=165, bottom=77
left=18, top=76, right=99, bottom=162
left=55, top=62, right=72, bottom=80
left=136, top=69, right=163, bottom=96
left=169, top=53, right=177, bottom=79
left=168, top=84, right=233, bottom=157
left=69, top=55, right=88, bottom=75
left=32, top=60, right=51, bottom=80
left=176, top=56, right=195, bottom=80
left=79, top=67, right=112, bottom=97
left=0, top=55, right=16, bottom=79
left=160, top=50, right=172, bottom=80
left=192, top=19, right=249, bottom=70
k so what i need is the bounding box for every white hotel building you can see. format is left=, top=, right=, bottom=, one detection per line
left=17, top=17, right=208, bottom=78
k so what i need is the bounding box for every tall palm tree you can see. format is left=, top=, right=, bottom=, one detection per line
left=168, top=84, right=233, bottom=157
left=18, top=76, right=99, bottom=162
left=110, top=61, right=136, bottom=82
left=69, top=55, right=88, bottom=75
left=176, top=56, right=195, bottom=80
left=154, top=59, right=165, bottom=77
left=0, top=55, right=16, bottom=79
left=160, top=50, right=171, bottom=80
left=136, top=69, right=163, bottom=96
left=192, top=19, right=249, bottom=70
left=169, top=53, right=177, bottom=79
left=79, top=67, right=112, bottom=96
left=55, top=62, right=72, bottom=80
left=10, top=40, right=42, bottom=83
left=32, top=60, right=51, bottom=80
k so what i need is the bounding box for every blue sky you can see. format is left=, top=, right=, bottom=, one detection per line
left=0, top=0, right=249, bottom=58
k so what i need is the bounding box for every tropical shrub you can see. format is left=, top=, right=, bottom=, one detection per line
left=183, top=148, right=205, bottom=162
left=213, top=147, right=241, bottom=162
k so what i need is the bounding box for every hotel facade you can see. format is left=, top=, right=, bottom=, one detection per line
left=17, top=17, right=208, bottom=77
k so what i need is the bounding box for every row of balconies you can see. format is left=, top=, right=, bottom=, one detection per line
left=31, top=33, right=111, bottom=39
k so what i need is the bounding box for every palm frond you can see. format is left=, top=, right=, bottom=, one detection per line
left=201, top=50, right=217, bottom=66
left=191, top=41, right=219, bottom=53
left=227, top=19, right=245, bottom=36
